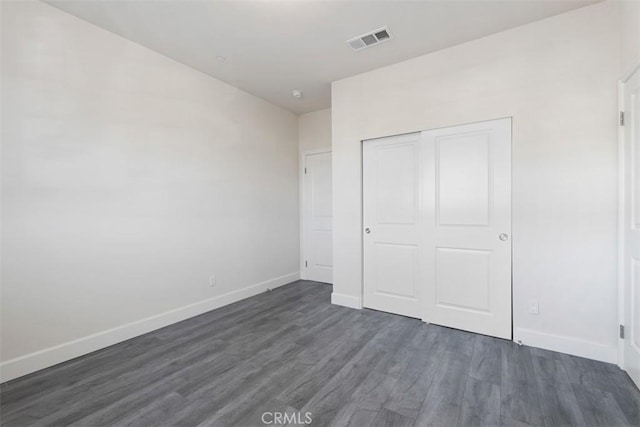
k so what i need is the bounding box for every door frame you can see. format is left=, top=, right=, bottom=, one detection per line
left=618, top=64, right=640, bottom=369
left=300, top=148, right=332, bottom=280
left=618, top=78, right=625, bottom=369
left=360, top=118, right=514, bottom=337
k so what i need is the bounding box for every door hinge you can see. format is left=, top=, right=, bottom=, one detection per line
left=620, top=324, right=625, bottom=339
left=620, top=111, right=625, bottom=126
left=305, top=260, right=308, bottom=267
left=304, top=167, right=307, bottom=174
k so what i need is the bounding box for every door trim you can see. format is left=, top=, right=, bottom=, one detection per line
left=300, top=148, right=332, bottom=281
left=618, top=79, right=625, bottom=369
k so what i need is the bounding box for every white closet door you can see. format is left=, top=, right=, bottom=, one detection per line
left=303, top=151, right=333, bottom=284
left=363, top=133, right=424, bottom=318
left=422, top=118, right=512, bottom=339
left=363, top=119, right=512, bottom=338
left=622, top=68, right=640, bottom=389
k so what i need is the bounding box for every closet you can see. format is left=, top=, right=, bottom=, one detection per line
left=363, top=118, right=512, bottom=339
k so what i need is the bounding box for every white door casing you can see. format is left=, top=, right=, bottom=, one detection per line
left=622, top=68, right=640, bottom=388
left=362, top=118, right=512, bottom=339
left=422, top=118, right=512, bottom=339
left=302, top=151, right=333, bottom=284
left=363, top=133, right=424, bottom=318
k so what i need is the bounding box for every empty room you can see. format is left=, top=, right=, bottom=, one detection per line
left=1, top=0, right=640, bottom=426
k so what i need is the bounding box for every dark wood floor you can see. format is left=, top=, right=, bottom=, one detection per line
left=1, top=280, right=638, bottom=427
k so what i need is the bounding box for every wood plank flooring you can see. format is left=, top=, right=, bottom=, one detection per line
left=1, top=280, right=638, bottom=426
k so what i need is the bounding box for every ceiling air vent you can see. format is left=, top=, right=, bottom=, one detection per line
left=346, top=26, right=393, bottom=52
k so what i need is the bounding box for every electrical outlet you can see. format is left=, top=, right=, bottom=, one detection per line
left=209, top=275, right=217, bottom=287
left=528, top=299, right=539, bottom=315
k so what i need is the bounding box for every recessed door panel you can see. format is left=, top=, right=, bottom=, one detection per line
left=375, top=243, right=417, bottom=298
left=312, top=156, right=332, bottom=219
left=436, top=248, right=490, bottom=313
left=314, top=231, right=332, bottom=268
left=632, top=258, right=640, bottom=353
left=376, top=144, right=417, bottom=224
left=437, top=133, right=490, bottom=226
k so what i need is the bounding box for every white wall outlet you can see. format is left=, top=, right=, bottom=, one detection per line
left=528, top=299, right=539, bottom=315
left=209, top=275, right=217, bottom=287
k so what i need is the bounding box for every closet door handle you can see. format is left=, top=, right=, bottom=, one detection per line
left=365, top=228, right=371, bottom=234
left=499, top=233, right=509, bottom=241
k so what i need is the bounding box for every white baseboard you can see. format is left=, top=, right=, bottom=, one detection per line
left=331, top=292, right=362, bottom=310
left=514, top=327, right=617, bottom=364
left=0, top=271, right=299, bottom=383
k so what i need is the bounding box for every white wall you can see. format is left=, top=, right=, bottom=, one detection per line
left=332, top=1, right=621, bottom=362
left=298, top=108, right=332, bottom=154
left=621, top=0, right=640, bottom=79
left=1, top=1, right=299, bottom=381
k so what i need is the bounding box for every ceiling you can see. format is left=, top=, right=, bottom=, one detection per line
left=46, top=0, right=600, bottom=114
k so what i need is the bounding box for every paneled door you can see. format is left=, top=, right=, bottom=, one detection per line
left=303, top=151, right=333, bottom=284
left=362, top=119, right=512, bottom=338
left=622, top=68, right=640, bottom=388
left=363, top=133, right=424, bottom=318
left=422, top=118, right=512, bottom=339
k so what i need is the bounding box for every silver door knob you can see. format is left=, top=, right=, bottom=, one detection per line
left=365, top=228, right=371, bottom=234
left=499, top=233, right=509, bottom=241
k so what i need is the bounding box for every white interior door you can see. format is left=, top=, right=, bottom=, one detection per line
left=363, top=133, right=424, bottom=318
left=303, top=151, right=333, bottom=284
left=622, top=69, right=640, bottom=388
left=422, top=118, right=512, bottom=339
left=362, top=119, right=512, bottom=339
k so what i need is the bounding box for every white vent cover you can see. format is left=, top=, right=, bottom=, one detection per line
left=346, top=27, right=393, bottom=51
